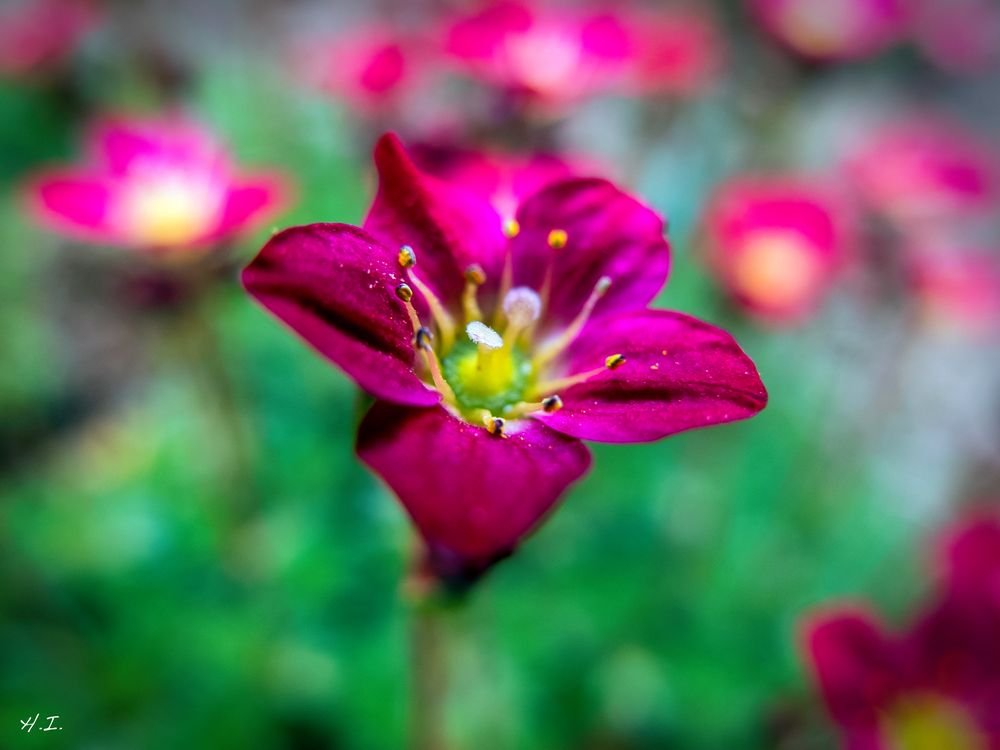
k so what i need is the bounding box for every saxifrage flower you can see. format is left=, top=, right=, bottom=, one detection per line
left=803, top=517, right=1000, bottom=749
left=243, top=134, right=767, bottom=584
left=27, top=116, right=290, bottom=253
left=0, top=0, right=98, bottom=78
left=703, top=176, right=855, bottom=324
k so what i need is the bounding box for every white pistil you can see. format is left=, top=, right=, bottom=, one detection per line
left=501, top=286, right=541, bottom=349
left=466, top=321, right=503, bottom=350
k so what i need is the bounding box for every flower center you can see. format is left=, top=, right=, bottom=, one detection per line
left=882, top=694, right=986, bottom=750
left=393, top=233, right=625, bottom=435
left=732, top=230, right=823, bottom=311
left=778, top=0, right=857, bottom=56
left=118, top=163, right=225, bottom=248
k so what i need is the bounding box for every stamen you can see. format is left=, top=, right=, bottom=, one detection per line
left=503, top=218, right=521, bottom=239
left=483, top=413, right=507, bottom=437
left=462, top=264, right=486, bottom=323
left=527, top=354, right=624, bottom=400
left=539, top=229, right=569, bottom=318
left=415, top=326, right=457, bottom=404
left=395, top=282, right=423, bottom=333
left=547, top=229, right=568, bottom=249
left=495, top=247, right=514, bottom=328
left=398, top=244, right=417, bottom=269
left=533, top=275, right=612, bottom=369
left=504, top=394, right=563, bottom=419
left=501, top=286, right=541, bottom=349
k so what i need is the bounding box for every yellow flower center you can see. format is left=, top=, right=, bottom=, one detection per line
left=778, top=0, right=856, bottom=57
left=118, top=166, right=225, bottom=248
left=883, top=695, right=987, bottom=750
left=732, top=231, right=823, bottom=311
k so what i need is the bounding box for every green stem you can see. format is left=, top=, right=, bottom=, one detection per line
left=410, top=597, right=450, bottom=750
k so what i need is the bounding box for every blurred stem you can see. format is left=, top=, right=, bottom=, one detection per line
left=410, top=597, right=450, bottom=750
left=173, top=288, right=258, bottom=522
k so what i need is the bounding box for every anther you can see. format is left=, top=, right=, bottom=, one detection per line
left=547, top=229, right=568, bottom=249
left=542, top=395, right=563, bottom=413
left=395, top=282, right=413, bottom=302
left=484, top=415, right=506, bottom=437
left=398, top=245, right=416, bottom=269
left=465, top=264, right=486, bottom=285
left=503, top=218, right=521, bottom=239
left=415, top=326, right=433, bottom=350
left=605, top=354, right=626, bottom=370
left=463, top=264, right=487, bottom=323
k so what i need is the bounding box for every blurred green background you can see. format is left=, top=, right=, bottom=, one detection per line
left=2, top=1, right=997, bottom=748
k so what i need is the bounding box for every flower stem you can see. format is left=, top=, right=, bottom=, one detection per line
left=409, top=586, right=452, bottom=750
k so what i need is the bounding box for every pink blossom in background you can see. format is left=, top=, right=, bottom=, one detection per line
left=750, top=0, right=909, bottom=62
left=906, top=245, right=1000, bottom=336
left=410, top=142, right=606, bottom=222
left=703, top=177, right=855, bottom=324
left=443, top=1, right=631, bottom=109
left=910, top=0, right=1000, bottom=74
left=244, top=133, right=767, bottom=585
left=803, top=517, right=1000, bottom=749
left=626, top=8, right=725, bottom=95
left=847, top=117, right=1000, bottom=229
left=26, top=117, right=291, bottom=253
left=297, top=27, right=428, bottom=113
left=0, top=0, right=98, bottom=77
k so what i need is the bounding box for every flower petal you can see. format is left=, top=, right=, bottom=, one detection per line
left=26, top=172, right=118, bottom=243
left=87, top=117, right=225, bottom=175
left=210, top=174, right=290, bottom=242
left=243, top=223, right=439, bottom=407
left=535, top=309, right=766, bottom=443
left=511, top=178, right=670, bottom=331
left=363, top=133, right=507, bottom=309
left=802, top=609, right=903, bottom=744
left=357, top=402, right=592, bottom=583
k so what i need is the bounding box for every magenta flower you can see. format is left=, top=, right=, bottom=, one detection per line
left=906, top=244, right=1000, bottom=337
left=410, top=142, right=604, bottom=224
left=443, top=1, right=631, bottom=109
left=911, top=0, right=1000, bottom=74
left=703, top=177, right=855, bottom=324
left=26, top=116, right=290, bottom=253
left=847, top=117, right=999, bottom=228
left=626, top=8, right=724, bottom=96
left=0, top=0, right=97, bottom=77
left=243, top=134, right=767, bottom=584
left=803, top=517, right=1000, bottom=749
left=297, top=27, right=427, bottom=113
left=750, top=0, right=908, bottom=62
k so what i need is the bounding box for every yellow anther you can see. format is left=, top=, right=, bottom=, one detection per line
left=398, top=244, right=417, bottom=269
left=547, top=229, right=568, bottom=249
left=542, top=395, right=563, bottom=413
left=465, top=264, right=486, bottom=285
left=484, top=414, right=507, bottom=437
left=395, top=282, right=413, bottom=302
left=463, top=264, right=486, bottom=323
left=414, top=326, right=433, bottom=350
left=503, top=218, right=521, bottom=238
left=605, top=354, right=626, bottom=370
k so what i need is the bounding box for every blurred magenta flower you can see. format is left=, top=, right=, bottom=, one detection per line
left=911, top=0, right=1000, bottom=74
left=804, top=516, right=1000, bottom=749
left=703, top=177, right=855, bottom=324
left=297, top=27, right=427, bottom=113
left=410, top=142, right=604, bottom=223
left=627, top=8, right=724, bottom=95
left=848, top=117, right=999, bottom=228
left=750, top=0, right=908, bottom=62
left=0, top=0, right=98, bottom=77
left=27, top=117, right=290, bottom=253
left=243, top=134, right=767, bottom=584
left=443, top=1, right=631, bottom=109
left=906, top=245, right=1000, bottom=336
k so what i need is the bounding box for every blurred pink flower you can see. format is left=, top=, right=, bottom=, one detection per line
left=750, top=0, right=909, bottom=62
left=243, top=133, right=767, bottom=585
left=26, top=116, right=291, bottom=253
left=297, top=27, right=428, bottom=113
left=410, top=142, right=604, bottom=222
left=703, top=177, right=855, bottom=324
left=848, top=117, right=1000, bottom=228
left=0, top=0, right=98, bottom=77
left=911, top=0, right=1000, bottom=74
left=443, top=1, right=631, bottom=108
left=803, top=517, right=1000, bottom=749
left=906, top=245, right=1000, bottom=336
left=626, top=8, right=724, bottom=95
